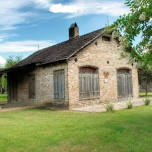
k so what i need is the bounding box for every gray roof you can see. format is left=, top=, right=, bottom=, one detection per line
left=3, top=28, right=104, bottom=73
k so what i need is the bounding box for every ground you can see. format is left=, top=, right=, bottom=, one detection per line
left=0, top=106, right=152, bottom=152
left=0, top=94, right=7, bottom=103
left=139, top=92, right=152, bottom=97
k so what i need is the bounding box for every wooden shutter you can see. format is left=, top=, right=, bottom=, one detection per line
left=94, top=72, right=100, bottom=96
left=29, top=75, right=35, bottom=99
left=79, top=67, right=100, bottom=99
left=126, top=73, right=133, bottom=97
left=54, top=70, right=65, bottom=99
left=117, top=69, right=133, bottom=98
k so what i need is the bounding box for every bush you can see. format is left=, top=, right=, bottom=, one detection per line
left=126, top=101, right=133, bottom=109
left=144, top=98, right=151, bottom=106
left=106, top=103, right=114, bottom=112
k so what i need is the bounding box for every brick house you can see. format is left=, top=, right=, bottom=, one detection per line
left=2, top=23, right=139, bottom=108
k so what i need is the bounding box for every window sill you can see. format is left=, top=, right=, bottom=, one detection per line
left=29, top=98, right=36, bottom=100
left=54, top=99, right=65, bottom=102
left=79, top=96, right=100, bottom=101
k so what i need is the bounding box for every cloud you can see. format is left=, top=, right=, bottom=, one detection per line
left=0, top=0, right=128, bottom=53
left=0, top=0, right=51, bottom=31
left=0, top=56, right=6, bottom=67
left=0, top=35, right=9, bottom=42
left=0, top=0, right=128, bottom=31
left=0, top=0, right=128, bottom=33
left=0, top=33, right=17, bottom=42
left=0, top=0, right=33, bottom=31
left=49, top=0, right=129, bottom=17
left=33, top=0, right=52, bottom=9
left=0, top=40, right=55, bottom=52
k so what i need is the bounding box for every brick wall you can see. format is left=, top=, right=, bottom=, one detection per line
left=35, top=63, right=68, bottom=107
left=67, top=36, right=139, bottom=108
left=12, top=63, right=68, bottom=107
left=8, top=36, right=139, bottom=109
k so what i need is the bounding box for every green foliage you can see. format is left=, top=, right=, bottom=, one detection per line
left=139, top=70, right=152, bottom=96
left=139, top=92, right=152, bottom=97
left=144, top=98, right=151, bottom=105
left=104, top=25, right=116, bottom=35
left=1, top=74, right=7, bottom=92
left=114, top=0, right=152, bottom=72
left=0, top=94, right=7, bottom=102
left=113, top=0, right=152, bottom=98
left=126, top=101, right=133, bottom=109
left=106, top=103, right=114, bottom=112
left=5, top=56, right=22, bottom=68
left=0, top=56, right=22, bottom=94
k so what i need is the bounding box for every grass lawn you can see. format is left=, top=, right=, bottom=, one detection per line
left=0, top=106, right=152, bottom=152
left=0, top=94, right=7, bottom=103
left=139, top=92, right=152, bottom=97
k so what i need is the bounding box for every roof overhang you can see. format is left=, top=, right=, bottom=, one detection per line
left=0, top=64, right=36, bottom=74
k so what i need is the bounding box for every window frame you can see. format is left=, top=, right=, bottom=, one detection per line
left=53, top=69, right=65, bottom=100
left=79, top=66, right=100, bottom=99
left=117, top=68, right=133, bottom=98
left=102, top=36, right=111, bottom=42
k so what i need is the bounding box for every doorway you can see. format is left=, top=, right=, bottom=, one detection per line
left=117, top=69, right=133, bottom=98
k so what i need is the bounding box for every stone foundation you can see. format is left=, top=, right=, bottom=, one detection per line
left=71, top=98, right=151, bottom=112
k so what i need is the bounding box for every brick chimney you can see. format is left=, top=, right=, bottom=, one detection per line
left=69, top=23, right=79, bottom=39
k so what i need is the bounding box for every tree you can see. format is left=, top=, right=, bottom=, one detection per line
left=138, top=69, right=152, bottom=96
left=1, top=74, right=7, bottom=93
left=104, top=0, right=152, bottom=96
left=113, top=0, right=152, bottom=65
left=5, top=56, right=22, bottom=68
left=0, top=56, right=22, bottom=94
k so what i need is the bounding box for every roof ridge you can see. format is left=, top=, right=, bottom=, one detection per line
left=66, top=29, right=103, bottom=60
left=6, top=27, right=105, bottom=71
left=34, top=28, right=103, bottom=54
left=36, top=28, right=104, bottom=66
left=17, top=28, right=104, bottom=66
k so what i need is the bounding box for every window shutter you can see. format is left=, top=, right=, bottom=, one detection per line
left=117, top=69, right=133, bottom=98
left=54, top=70, right=65, bottom=99
left=79, top=67, right=100, bottom=99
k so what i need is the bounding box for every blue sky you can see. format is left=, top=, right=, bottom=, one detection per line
left=0, top=0, right=128, bottom=66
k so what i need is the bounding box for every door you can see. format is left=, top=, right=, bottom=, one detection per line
left=29, top=75, right=35, bottom=99
left=117, top=69, right=133, bottom=98
left=54, top=69, right=65, bottom=99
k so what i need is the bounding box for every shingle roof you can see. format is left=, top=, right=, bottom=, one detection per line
left=4, top=28, right=104, bottom=72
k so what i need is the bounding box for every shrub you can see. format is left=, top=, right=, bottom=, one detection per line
left=106, top=103, right=114, bottom=112
left=126, top=101, right=133, bottom=109
left=144, top=98, right=151, bottom=106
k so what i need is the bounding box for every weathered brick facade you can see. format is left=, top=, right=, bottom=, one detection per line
left=8, top=64, right=69, bottom=107
left=67, top=36, right=139, bottom=108
left=7, top=34, right=139, bottom=109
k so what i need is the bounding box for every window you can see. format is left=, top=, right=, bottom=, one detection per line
left=54, top=69, right=65, bottom=99
left=29, top=74, right=35, bottom=99
left=102, top=36, right=111, bottom=41
left=117, top=69, right=133, bottom=98
left=79, top=67, right=100, bottom=99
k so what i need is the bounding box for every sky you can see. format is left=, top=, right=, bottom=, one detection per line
left=0, top=0, right=128, bottom=66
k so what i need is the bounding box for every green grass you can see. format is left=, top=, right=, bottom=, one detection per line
left=139, top=92, right=152, bottom=97
left=0, top=106, right=152, bottom=152
left=0, top=94, right=7, bottom=103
